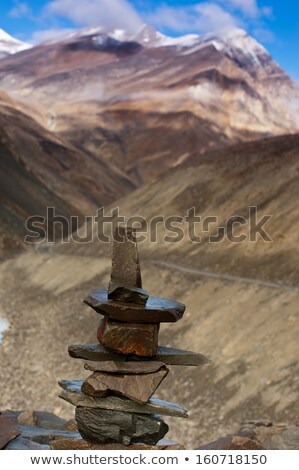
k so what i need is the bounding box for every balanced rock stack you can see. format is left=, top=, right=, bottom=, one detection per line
left=58, top=227, right=211, bottom=449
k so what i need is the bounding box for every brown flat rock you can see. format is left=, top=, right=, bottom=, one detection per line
left=51, top=438, right=184, bottom=450
left=84, top=289, right=185, bottom=323
left=0, top=410, right=21, bottom=450
left=81, top=376, right=110, bottom=398
left=18, top=409, right=38, bottom=427
left=84, top=360, right=166, bottom=374
left=97, top=319, right=158, bottom=357
left=69, top=343, right=212, bottom=366
left=58, top=380, right=188, bottom=418
left=81, top=367, right=169, bottom=404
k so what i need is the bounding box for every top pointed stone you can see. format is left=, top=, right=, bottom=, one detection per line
left=110, top=227, right=142, bottom=289
left=108, top=227, right=149, bottom=305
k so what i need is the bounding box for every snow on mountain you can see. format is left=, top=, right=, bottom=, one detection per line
left=124, top=25, right=268, bottom=59
left=177, top=28, right=269, bottom=67
left=28, top=23, right=269, bottom=67
left=0, top=28, right=32, bottom=58
left=84, top=25, right=270, bottom=70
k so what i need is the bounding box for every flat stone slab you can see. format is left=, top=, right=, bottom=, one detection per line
left=0, top=411, right=21, bottom=450
left=84, top=360, right=166, bottom=374
left=59, top=380, right=188, bottom=418
left=51, top=438, right=184, bottom=450
left=5, top=436, right=50, bottom=450
left=84, top=289, right=185, bottom=323
left=82, top=367, right=169, bottom=404
left=97, top=319, right=158, bottom=357
left=69, top=343, right=212, bottom=366
left=75, top=407, right=168, bottom=445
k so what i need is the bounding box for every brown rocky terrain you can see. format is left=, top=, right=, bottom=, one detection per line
left=0, top=134, right=298, bottom=449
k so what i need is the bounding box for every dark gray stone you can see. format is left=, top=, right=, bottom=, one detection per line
left=69, top=343, right=212, bottom=366
left=84, top=289, right=185, bottom=323
left=58, top=380, right=188, bottom=418
left=108, top=282, right=149, bottom=305
left=110, top=226, right=142, bottom=289
left=75, top=407, right=169, bottom=445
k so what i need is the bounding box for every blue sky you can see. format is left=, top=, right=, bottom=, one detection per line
left=1, top=0, right=299, bottom=79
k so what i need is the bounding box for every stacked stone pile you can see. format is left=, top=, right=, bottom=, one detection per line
left=58, top=227, right=211, bottom=449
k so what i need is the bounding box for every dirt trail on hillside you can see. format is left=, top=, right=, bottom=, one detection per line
left=152, top=261, right=299, bottom=293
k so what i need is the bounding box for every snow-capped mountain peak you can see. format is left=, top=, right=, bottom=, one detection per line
left=200, top=27, right=268, bottom=56
left=157, top=27, right=270, bottom=70
left=0, top=28, right=32, bottom=58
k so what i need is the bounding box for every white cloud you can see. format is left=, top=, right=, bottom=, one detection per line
left=9, top=1, right=31, bottom=18
left=194, top=3, right=241, bottom=31
left=44, top=0, right=143, bottom=34
left=30, top=28, right=75, bottom=44
left=146, top=2, right=241, bottom=34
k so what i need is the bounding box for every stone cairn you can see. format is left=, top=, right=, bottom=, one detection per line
left=58, top=227, right=211, bottom=449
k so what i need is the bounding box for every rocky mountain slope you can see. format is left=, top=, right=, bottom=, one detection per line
left=0, top=91, right=135, bottom=253
left=0, top=134, right=298, bottom=448
left=0, top=26, right=298, bottom=185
